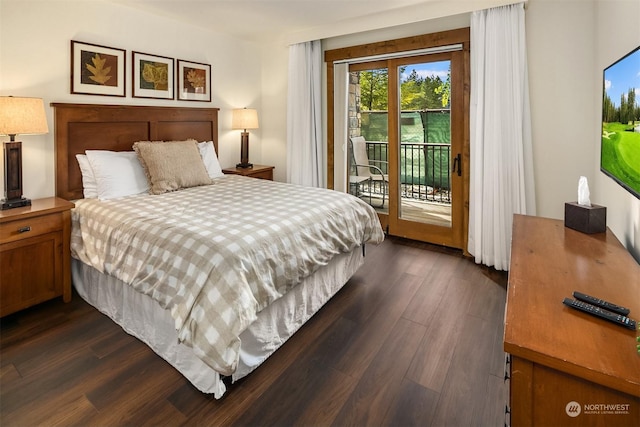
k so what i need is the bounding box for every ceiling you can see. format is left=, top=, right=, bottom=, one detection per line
left=110, top=0, right=439, bottom=44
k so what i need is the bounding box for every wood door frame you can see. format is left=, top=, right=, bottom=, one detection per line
left=324, top=28, right=470, bottom=253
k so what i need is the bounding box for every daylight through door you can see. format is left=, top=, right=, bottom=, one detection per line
left=346, top=51, right=466, bottom=248
left=326, top=28, right=470, bottom=250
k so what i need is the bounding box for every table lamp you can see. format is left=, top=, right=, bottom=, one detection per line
left=0, top=96, right=49, bottom=210
left=231, top=108, right=259, bottom=168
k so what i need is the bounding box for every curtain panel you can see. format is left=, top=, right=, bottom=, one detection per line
left=286, top=40, right=324, bottom=187
left=468, top=2, right=536, bottom=271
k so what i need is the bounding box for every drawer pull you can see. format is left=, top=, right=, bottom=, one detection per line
left=17, top=226, right=32, bottom=233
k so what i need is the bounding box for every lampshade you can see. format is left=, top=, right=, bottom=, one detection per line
left=231, top=108, right=259, bottom=130
left=0, top=96, right=49, bottom=136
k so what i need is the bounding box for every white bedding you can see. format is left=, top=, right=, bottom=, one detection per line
left=73, top=247, right=364, bottom=398
left=71, top=176, right=384, bottom=388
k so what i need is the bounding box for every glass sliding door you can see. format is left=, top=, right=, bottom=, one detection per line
left=345, top=50, right=467, bottom=249
left=327, top=28, right=470, bottom=250
left=397, top=58, right=453, bottom=227
left=389, top=52, right=465, bottom=247
left=347, top=62, right=389, bottom=217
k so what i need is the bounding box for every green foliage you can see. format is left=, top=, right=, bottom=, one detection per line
left=434, top=65, right=451, bottom=108
left=603, top=88, right=639, bottom=124
left=400, top=69, right=447, bottom=110
left=359, top=69, right=388, bottom=111
left=602, top=92, right=616, bottom=122
left=601, top=121, right=640, bottom=194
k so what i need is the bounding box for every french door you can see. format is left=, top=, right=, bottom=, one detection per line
left=347, top=50, right=467, bottom=249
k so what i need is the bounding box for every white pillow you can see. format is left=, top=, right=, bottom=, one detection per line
left=85, top=150, right=149, bottom=200
left=198, top=141, right=224, bottom=178
left=75, top=154, right=98, bottom=198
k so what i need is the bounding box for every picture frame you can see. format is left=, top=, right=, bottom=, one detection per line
left=132, top=51, right=174, bottom=99
left=71, top=40, right=126, bottom=97
left=177, top=59, right=211, bottom=102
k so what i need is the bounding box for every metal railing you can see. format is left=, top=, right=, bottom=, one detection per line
left=364, top=141, right=451, bottom=204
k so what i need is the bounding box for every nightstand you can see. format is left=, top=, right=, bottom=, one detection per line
left=222, top=164, right=274, bottom=180
left=0, top=197, right=75, bottom=317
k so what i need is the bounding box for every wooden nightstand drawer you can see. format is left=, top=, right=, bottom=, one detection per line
left=0, top=197, right=74, bottom=317
left=0, top=212, right=63, bottom=244
left=248, top=169, right=273, bottom=180
left=222, top=164, right=274, bottom=181
left=0, top=232, right=63, bottom=316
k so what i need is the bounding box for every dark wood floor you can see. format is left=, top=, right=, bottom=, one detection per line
left=0, top=236, right=508, bottom=426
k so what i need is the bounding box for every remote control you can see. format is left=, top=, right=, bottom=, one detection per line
left=563, top=298, right=637, bottom=330
left=573, top=291, right=630, bottom=316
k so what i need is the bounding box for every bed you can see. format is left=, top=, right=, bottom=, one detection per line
left=53, top=103, right=384, bottom=398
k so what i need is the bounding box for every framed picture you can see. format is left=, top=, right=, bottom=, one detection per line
left=177, top=59, right=211, bottom=102
left=71, top=40, right=126, bottom=97
left=132, top=51, right=174, bottom=99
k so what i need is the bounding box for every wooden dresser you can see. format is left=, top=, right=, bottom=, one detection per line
left=504, top=215, right=639, bottom=426
left=0, top=197, right=75, bottom=316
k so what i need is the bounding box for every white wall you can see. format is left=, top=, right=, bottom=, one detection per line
left=526, top=0, right=597, bottom=218
left=258, top=43, right=289, bottom=183
left=0, top=0, right=263, bottom=199
left=594, top=0, right=640, bottom=261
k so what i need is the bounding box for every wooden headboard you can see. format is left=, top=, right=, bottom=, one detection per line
left=52, top=103, right=219, bottom=200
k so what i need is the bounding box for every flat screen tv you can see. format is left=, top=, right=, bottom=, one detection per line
left=601, top=46, right=640, bottom=199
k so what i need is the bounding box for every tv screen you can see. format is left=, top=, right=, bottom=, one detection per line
left=601, top=46, right=640, bottom=199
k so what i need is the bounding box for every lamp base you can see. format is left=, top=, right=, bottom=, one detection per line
left=236, top=162, right=253, bottom=169
left=1, top=197, right=31, bottom=210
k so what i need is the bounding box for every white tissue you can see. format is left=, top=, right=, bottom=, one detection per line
left=578, top=176, right=591, bottom=207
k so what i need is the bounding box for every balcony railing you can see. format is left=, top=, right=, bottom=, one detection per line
left=363, top=141, right=451, bottom=204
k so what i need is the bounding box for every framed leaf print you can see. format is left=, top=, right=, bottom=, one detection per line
left=132, top=51, right=174, bottom=99
left=71, top=40, right=126, bottom=97
left=177, top=59, right=211, bottom=102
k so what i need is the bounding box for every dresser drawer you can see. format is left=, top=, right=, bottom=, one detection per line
left=0, top=212, right=64, bottom=244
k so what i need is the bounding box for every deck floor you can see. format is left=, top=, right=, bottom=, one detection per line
left=359, top=195, right=452, bottom=228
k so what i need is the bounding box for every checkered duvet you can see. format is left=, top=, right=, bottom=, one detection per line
left=71, top=176, right=384, bottom=375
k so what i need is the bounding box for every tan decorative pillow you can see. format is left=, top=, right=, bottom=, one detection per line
left=133, top=139, right=212, bottom=194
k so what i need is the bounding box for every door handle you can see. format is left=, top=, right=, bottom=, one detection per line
left=452, top=153, right=462, bottom=177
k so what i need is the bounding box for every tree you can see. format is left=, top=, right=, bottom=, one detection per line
left=627, top=87, right=637, bottom=123
left=400, top=78, right=425, bottom=110
left=400, top=71, right=445, bottom=110
left=434, top=65, right=451, bottom=108
left=620, top=92, right=635, bottom=125
left=423, top=76, right=445, bottom=109
left=602, top=92, right=616, bottom=123
left=359, top=69, right=388, bottom=111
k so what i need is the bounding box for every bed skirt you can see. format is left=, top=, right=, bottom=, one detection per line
left=71, top=247, right=364, bottom=398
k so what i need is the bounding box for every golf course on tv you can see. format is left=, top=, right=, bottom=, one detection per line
left=601, top=121, right=640, bottom=196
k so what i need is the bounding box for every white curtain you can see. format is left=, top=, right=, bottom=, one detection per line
left=333, top=62, right=349, bottom=193
left=286, top=40, right=324, bottom=187
left=468, top=2, right=536, bottom=271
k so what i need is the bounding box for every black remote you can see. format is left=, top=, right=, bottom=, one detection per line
left=573, top=291, right=630, bottom=316
left=563, top=298, right=637, bottom=330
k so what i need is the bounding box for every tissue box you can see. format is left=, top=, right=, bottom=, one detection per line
left=564, top=202, right=606, bottom=234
